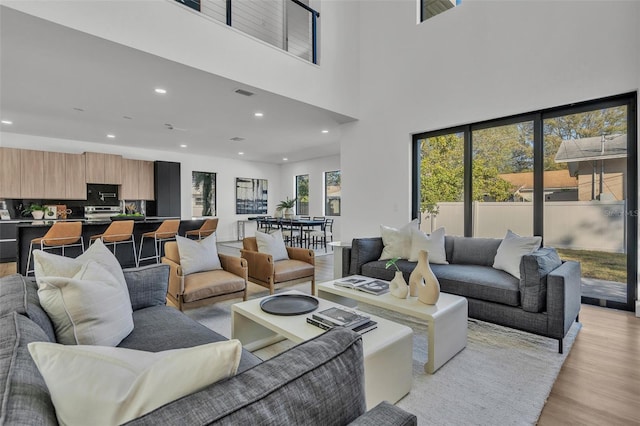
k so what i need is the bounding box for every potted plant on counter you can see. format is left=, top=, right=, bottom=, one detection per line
left=276, top=197, right=296, bottom=219
left=22, top=204, right=46, bottom=220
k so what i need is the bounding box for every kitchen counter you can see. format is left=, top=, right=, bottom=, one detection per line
left=15, top=217, right=181, bottom=227
left=16, top=218, right=205, bottom=275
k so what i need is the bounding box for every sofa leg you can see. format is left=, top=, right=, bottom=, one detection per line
left=558, top=339, right=563, bottom=354
left=576, top=314, right=580, bottom=323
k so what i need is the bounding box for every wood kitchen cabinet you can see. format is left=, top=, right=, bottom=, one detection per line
left=121, top=159, right=155, bottom=200
left=44, top=151, right=66, bottom=199
left=0, top=147, right=21, bottom=198
left=65, top=153, right=87, bottom=199
left=85, top=152, right=122, bottom=184
left=20, top=150, right=45, bottom=198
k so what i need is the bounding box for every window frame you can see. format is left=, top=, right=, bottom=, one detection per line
left=324, top=170, right=341, bottom=216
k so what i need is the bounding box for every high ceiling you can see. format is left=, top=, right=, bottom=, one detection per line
left=0, top=6, right=355, bottom=164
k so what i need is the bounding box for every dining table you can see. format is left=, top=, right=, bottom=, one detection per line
left=249, top=217, right=326, bottom=248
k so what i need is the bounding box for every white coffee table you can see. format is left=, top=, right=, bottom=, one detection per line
left=317, top=276, right=468, bottom=374
left=231, top=290, right=413, bottom=409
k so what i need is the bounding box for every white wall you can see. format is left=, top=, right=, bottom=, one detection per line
left=2, top=0, right=360, bottom=119
left=1, top=132, right=280, bottom=242
left=280, top=154, right=341, bottom=241
left=338, top=0, right=640, bottom=312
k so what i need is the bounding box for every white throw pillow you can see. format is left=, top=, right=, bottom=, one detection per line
left=36, top=260, right=134, bottom=346
left=493, top=230, right=542, bottom=279
left=34, top=238, right=131, bottom=310
left=175, top=234, right=222, bottom=274
left=379, top=219, right=418, bottom=260
left=409, top=227, right=448, bottom=264
left=255, top=229, right=289, bottom=261
left=28, top=339, right=242, bottom=426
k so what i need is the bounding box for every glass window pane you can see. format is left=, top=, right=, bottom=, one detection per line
left=471, top=121, right=534, bottom=237
left=544, top=105, right=628, bottom=303
left=418, top=132, right=464, bottom=235
left=192, top=171, right=216, bottom=217
left=325, top=171, right=341, bottom=216
left=296, top=174, right=309, bottom=215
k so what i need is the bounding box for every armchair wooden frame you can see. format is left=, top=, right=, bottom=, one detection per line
left=241, top=237, right=315, bottom=295
left=162, top=241, right=248, bottom=310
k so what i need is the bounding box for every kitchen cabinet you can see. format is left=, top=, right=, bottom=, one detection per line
left=44, top=151, right=66, bottom=199
left=20, top=150, right=45, bottom=198
left=154, top=161, right=181, bottom=217
left=121, top=159, right=155, bottom=200
left=85, top=152, right=122, bottom=184
left=0, top=147, right=21, bottom=198
left=65, top=153, right=87, bottom=199
left=0, top=222, right=18, bottom=262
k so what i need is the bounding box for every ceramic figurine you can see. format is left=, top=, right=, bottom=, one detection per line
left=389, top=271, right=409, bottom=299
left=409, top=250, right=440, bottom=305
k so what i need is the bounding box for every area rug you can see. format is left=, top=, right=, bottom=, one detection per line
left=185, top=284, right=580, bottom=426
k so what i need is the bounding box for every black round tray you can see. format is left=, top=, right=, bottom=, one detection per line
left=260, top=294, right=319, bottom=316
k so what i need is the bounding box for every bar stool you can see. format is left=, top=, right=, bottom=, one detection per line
left=138, top=219, right=180, bottom=265
left=184, top=218, right=218, bottom=240
left=26, top=221, right=84, bottom=275
left=89, top=220, right=138, bottom=267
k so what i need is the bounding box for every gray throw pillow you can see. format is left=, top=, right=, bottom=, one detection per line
left=519, top=247, right=562, bottom=313
left=175, top=234, right=222, bottom=275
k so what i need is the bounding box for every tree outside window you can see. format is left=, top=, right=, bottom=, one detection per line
left=325, top=170, right=341, bottom=216
left=296, top=174, right=309, bottom=215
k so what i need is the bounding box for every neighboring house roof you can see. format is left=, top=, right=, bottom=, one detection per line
left=554, top=134, right=627, bottom=163
left=499, top=169, right=578, bottom=191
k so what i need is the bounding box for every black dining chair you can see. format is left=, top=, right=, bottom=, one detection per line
left=310, top=218, right=334, bottom=252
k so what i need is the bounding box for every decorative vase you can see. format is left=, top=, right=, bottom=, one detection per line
left=389, top=271, right=409, bottom=299
left=284, top=208, right=294, bottom=219
left=31, top=211, right=44, bottom=220
left=409, top=250, right=440, bottom=305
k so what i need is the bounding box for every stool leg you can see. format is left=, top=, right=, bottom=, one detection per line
left=154, top=235, right=159, bottom=264
left=138, top=237, right=145, bottom=265
left=132, top=236, right=138, bottom=267
left=26, top=242, right=34, bottom=276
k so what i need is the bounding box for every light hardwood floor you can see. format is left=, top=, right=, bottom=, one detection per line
left=1, top=255, right=638, bottom=424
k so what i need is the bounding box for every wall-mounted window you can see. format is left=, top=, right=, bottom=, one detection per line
left=412, top=93, right=637, bottom=312
left=296, top=174, right=309, bottom=215
left=420, top=0, right=461, bottom=22
left=325, top=170, right=341, bottom=216
left=192, top=171, right=216, bottom=217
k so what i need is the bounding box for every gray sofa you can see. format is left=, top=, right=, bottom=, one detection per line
left=343, top=236, right=581, bottom=353
left=1, top=264, right=416, bottom=425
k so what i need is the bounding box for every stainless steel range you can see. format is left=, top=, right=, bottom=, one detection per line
left=84, top=206, right=122, bottom=221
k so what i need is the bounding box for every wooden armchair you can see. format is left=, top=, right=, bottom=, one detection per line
left=240, top=237, right=315, bottom=295
left=161, top=241, right=247, bottom=310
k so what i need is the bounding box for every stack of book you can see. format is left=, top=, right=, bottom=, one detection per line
left=306, top=307, right=377, bottom=334
left=334, top=277, right=389, bottom=295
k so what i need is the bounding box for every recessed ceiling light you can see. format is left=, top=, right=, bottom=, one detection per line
left=238, top=152, right=244, bottom=155
left=106, top=134, right=116, bottom=138
left=1, top=120, right=12, bottom=125
left=179, top=144, right=187, bottom=148
left=283, top=157, right=288, bottom=161
left=321, top=129, right=329, bottom=134
left=154, top=88, right=167, bottom=94
left=254, top=112, right=264, bottom=117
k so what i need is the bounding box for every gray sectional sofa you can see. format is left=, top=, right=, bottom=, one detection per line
left=343, top=236, right=581, bottom=353
left=1, top=264, right=416, bottom=425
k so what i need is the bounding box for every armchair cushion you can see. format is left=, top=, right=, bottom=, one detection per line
left=175, top=235, right=222, bottom=275
left=255, top=230, right=289, bottom=261
left=182, top=270, right=245, bottom=303
left=274, top=260, right=315, bottom=283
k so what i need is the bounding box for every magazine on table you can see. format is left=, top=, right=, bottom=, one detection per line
left=312, top=307, right=371, bottom=328
left=306, top=316, right=378, bottom=335
left=335, top=277, right=390, bottom=295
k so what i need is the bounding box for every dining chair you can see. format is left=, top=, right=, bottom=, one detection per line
left=89, top=220, right=137, bottom=267
left=138, top=219, right=180, bottom=265
left=310, top=218, right=334, bottom=252
left=26, top=221, right=85, bottom=275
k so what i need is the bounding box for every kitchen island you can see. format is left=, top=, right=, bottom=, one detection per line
left=16, top=218, right=205, bottom=275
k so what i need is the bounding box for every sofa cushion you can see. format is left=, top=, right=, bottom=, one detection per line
left=123, top=265, right=170, bottom=311
left=0, top=274, right=55, bottom=342
left=493, top=230, right=542, bottom=279
left=430, top=264, right=521, bottom=307
left=182, top=270, right=245, bottom=303
left=361, top=259, right=415, bottom=282
left=520, top=247, right=562, bottom=313
left=28, top=340, right=242, bottom=426
left=126, top=328, right=366, bottom=425
left=0, top=312, right=57, bottom=426
left=349, top=238, right=385, bottom=276
left=274, top=259, right=314, bottom=283
left=450, top=237, right=502, bottom=266
left=118, top=305, right=261, bottom=374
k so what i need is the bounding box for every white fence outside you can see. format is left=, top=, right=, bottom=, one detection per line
left=422, top=201, right=627, bottom=253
